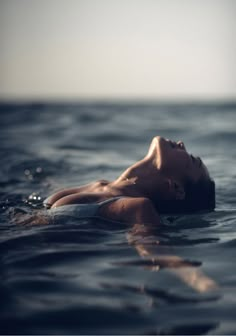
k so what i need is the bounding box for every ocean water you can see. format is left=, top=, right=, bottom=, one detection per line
left=0, top=101, right=236, bottom=335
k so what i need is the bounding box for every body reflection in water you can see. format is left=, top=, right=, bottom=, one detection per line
left=127, top=219, right=219, bottom=294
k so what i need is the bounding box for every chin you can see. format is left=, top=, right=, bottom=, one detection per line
left=155, top=137, right=171, bottom=171
left=147, top=136, right=165, bottom=169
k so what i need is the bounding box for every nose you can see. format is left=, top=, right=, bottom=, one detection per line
left=177, top=141, right=186, bottom=150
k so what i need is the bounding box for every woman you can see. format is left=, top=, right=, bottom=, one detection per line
left=16, top=136, right=218, bottom=293
left=44, top=136, right=215, bottom=225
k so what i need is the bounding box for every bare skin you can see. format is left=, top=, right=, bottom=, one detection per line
left=45, top=136, right=210, bottom=223
left=15, top=136, right=218, bottom=293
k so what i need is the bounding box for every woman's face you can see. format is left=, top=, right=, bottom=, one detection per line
left=147, top=136, right=210, bottom=183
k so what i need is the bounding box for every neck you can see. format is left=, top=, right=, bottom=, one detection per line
left=111, top=157, right=167, bottom=199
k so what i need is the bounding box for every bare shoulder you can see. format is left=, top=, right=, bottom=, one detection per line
left=98, top=197, right=160, bottom=225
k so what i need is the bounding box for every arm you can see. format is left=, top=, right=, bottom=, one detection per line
left=127, top=204, right=218, bottom=293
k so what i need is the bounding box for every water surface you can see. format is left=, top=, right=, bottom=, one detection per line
left=1, top=102, right=236, bottom=334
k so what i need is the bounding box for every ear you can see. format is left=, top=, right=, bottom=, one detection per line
left=168, top=179, right=185, bottom=200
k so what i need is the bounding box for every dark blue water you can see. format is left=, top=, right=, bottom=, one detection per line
left=1, top=102, right=236, bottom=334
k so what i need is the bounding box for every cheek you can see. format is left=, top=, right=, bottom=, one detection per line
left=184, top=156, right=191, bottom=169
left=175, top=153, right=190, bottom=173
left=159, top=146, right=190, bottom=176
left=161, top=152, right=184, bottom=175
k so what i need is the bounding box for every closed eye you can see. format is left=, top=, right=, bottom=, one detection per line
left=190, top=154, right=196, bottom=163
left=191, top=154, right=202, bottom=168
left=197, top=156, right=203, bottom=167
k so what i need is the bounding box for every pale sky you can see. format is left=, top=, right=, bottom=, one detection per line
left=0, top=0, right=236, bottom=101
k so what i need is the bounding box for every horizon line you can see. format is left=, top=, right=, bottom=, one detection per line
left=1, top=96, right=236, bottom=105
left=0, top=98, right=236, bottom=105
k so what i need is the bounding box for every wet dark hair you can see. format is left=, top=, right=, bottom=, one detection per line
left=154, top=178, right=215, bottom=214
